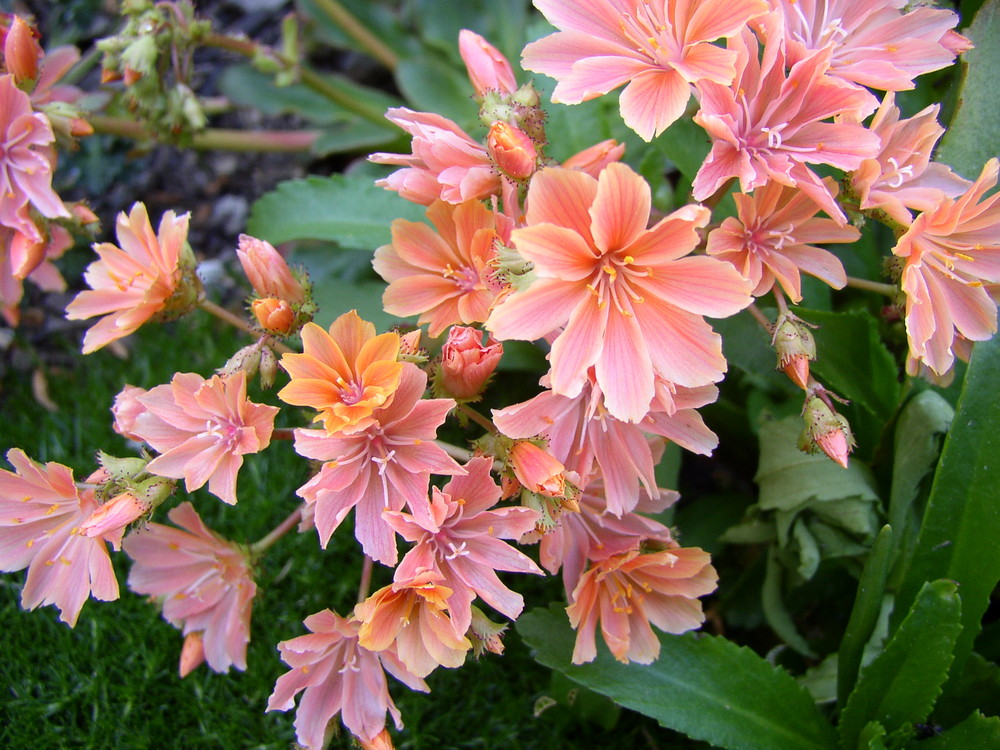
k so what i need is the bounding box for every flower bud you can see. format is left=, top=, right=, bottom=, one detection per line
left=487, top=122, right=537, bottom=181
left=219, top=343, right=262, bottom=381
left=358, top=729, right=395, bottom=750
left=259, top=345, right=279, bottom=390
left=252, top=297, right=296, bottom=336
left=508, top=440, right=566, bottom=498
left=237, top=234, right=305, bottom=304
left=81, top=491, right=150, bottom=538
left=459, top=29, right=517, bottom=98
left=799, top=395, right=855, bottom=468
left=772, top=313, right=816, bottom=390
left=112, top=384, right=148, bottom=440
left=3, top=16, right=41, bottom=86
left=436, top=326, right=502, bottom=400
left=469, top=606, right=507, bottom=657
left=179, top=631, right=206, bottom=678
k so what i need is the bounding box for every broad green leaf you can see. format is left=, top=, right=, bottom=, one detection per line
left=838, top=580, right=962, bottom=749
left=933, top=652, right=1000, bottom=727
left=795, top=309, right=901, bottom=421
left=917, top=711, right=1000, bottom=748
left=858, top=722, right=887, bottom=750
left=395, top=56, right=477, bottom=126
left=891, top=337, right=1000, bottom=677
left=938, top=0, right=1000, bottom=179
left=247, top=175, right=427, bottom=249
left=518, top=604, right=839, bottom=750
left=713, top=311, right=792, bottom=392
left=837, top=525, right=894, bottom=709
left=310, top=121, right=401, bottom=156
left=310, top=279, right=398, bottom=332
left=654, top=116, right=712, bottom=181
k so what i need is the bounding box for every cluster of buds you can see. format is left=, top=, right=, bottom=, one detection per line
left=96, top=0, right=211, bottom=141
left=798, top=385, right=856, bottom=469
left=772, top=311, right=817, bottom=390
left=219, top=339, right=280, bottom=389
left=80, top=452, right=175, bottom=540
left=432, top=325, right=502, bottom=401
left=236, top=234, right=315, bottom=338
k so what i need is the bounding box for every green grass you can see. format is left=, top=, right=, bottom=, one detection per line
left=0, top=312, right=698, bottom=749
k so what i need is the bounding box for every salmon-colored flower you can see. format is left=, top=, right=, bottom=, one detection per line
left=383, top=457, right=542, bottom=633
left=279, top=311, right=404, bottom=435
left=692, top=21, right=879, bottom=223
left=123, top=501, right=256, bottom=674
left=507, top=440, right=567, bottom=498
left=436, top=325, right=502, bottom=400
left=293, top=364, right=462, bottom=564
left=236, top=233, right=305, bottom=304
left=459, top=29, right=518, bottom=97
left=0, top=449, right=119, bottom=626
left=370, top=108, right=500, bottom=205
left=771, top=0, right=970, bottom=92
left=893, top=158, right=1000, bottom=376
left=356, top=569, right=472, bottom=678
left=268, top=609, right=428, bottom=749
left=131, top=371, right=278, bottom=505
left=374, top=200, right=502, bottom=337
left=0, top=73, right=69, bottom=240
left=705, top=178, right=857, bottom=301
left=848, top=93, right=970, bottom=225
left=523, top=0, right=769, bottom=141
left=0, top=223, right=69, bottom=325
left=561, top=138, right=626, bottom=177
left=567, top=547, right=717, bottom=664
left=489, top=163, right=751, bottom=422
left=65, top=202, right=198, bottom=354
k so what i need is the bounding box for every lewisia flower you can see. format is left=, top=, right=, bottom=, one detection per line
left=847, top=93, right=970, bottom=225
left=893, top=158, right=1000, bottom=376
left=373, top=200, right=501, bottom=337
left=383, top=457, right=542, bottom=633
left=489, top=163, right=751, bottom=422
left=692, top=21, right=879, bottom=223
left=65, top=202, right=198, bottom=354
left=370, top=108, right=500, bottom=205
left=771, top=0, right=971, bottom=92
left=435, top=326, right=502, bottom=401
left=268, top=609, right=428, bottom=749
left=705, top=178, right=857, bottom=301
left=459, top=29, right=517, bottom=98
left=356, top=569, right=472, bottom=678
left=130, top=371, right=278, bottom=505
left=523, top=0, right=769, bottom=141
left=0, top=73, right=69, bottom=240
left=279, top=311, right=404, bottom=435
left=0, top=223, right=70, bottom=325
left=123, top=501, right=256, bottom=674
left=0, top=449, right=119, bottom=626
left=293, top=364, right=462, bottom=564
left=567, top=546, right=717, bottom=664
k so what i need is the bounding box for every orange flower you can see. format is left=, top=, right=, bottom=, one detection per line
left=278, top=311, right=404, bottom=434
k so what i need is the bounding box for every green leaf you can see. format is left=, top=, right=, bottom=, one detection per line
left=891, top=337, right=1000, bottom=677
left=310, top=278, right=398, bottom=332
left=763, top=547, right=818, bottom=658
left=933, top=652, right=1000, bottom=726
left=838, top=580, right=962, bottom=749
left=837, top=525, right=894, bottom=709
left=310, top=120, right=402, bottom=156
left=795, top=309, right=901, bottom=421
left=938, top=0, right=1000, bottom=179
left=247, top=175, right=427, bottom=249
left=518, top=604, right=839, bottom=750
left=917, top=712, right=1000, bottom=748
left=395, top=56, right=477, bottom=126
left=654, top=116, right=712, bottom=181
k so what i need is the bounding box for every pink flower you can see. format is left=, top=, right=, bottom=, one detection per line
left=0, top=449, right=119, bottom=626
left=268, top=609, right=428, bottom=749
left=373, top=200, right=501, bottom=337
left=355, top=569, right=472, bottom=678
left=383, top=457, right=542, bottom=632
left=65, top=202, right=196, bottom=354
left=705, top=178, right=857, bottom=301
left=123, top=501, right=256, bottom=673
left=893, top=158, right=1000, bottom=376
left=0, top=74, right=69, bottom=239
left=0, top=223, right=69, bottom=325
left=561, top=138, right=626, bottom=177
left=772, top=0, right=971, bottom=92
left=567, top=547, right=717, bottom=664
left=130, top=371, right=278, bottom=505
left=489, top=163, right=751, bottom=422
left=293, top=364, right=462, bottom=564
left=236, top=233, right=305, bottom=305
left=369, top=108, right=500, bottom=205
left=459, top=29, right=518, bottom=97
left=692, top=21, right=880, bottom=223
left=436, top=325, right=502, bottom=400
left=848, top=93, right=970, bottom=225
left=523, top=0, right=769, bottom=141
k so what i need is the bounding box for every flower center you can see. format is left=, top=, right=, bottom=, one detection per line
left=442, top=263, right=481, bottom=293
left=585, top=252, right=651, bottom=317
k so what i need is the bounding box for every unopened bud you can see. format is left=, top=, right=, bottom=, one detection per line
left=4, top=16, right=41, bottom=86
left=508, top=441, right=566, bottom=498
left=252, top=297, right=295, bottom=336
left=772, top=314, right=816, bottom=390
left=459, top=29, right=517, bottom=98
left=237, top=234, right=305, bottom=304
left=436, top=326, right=502, bottom=401
left=799, top=395, right=855, bottom=468
left=258, top=345, right=279, bottom=390
left=358, top=729, right=395, bottom=750
left=121, top=35, right=157, bottom=78
left=179, top=631, right=206, bottom=678
left=71, top=203, right=100, bottom=225
left=111, top=384, right=148, bottom=440
left=487, top=122, right=537, bottom=181
left=220, top=343, right=262, bottom=381
left=469, top=606, right=507, bottom=657
left=81, top=491, right=150, bottom=538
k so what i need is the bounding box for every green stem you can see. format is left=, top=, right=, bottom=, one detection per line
left=457, top=402, right=498, bottom=434
left=357, top=555, right=374, bottom=603
left=845, top=276, right=898, bottom=298
left=436, top=440, right=473, bottom=463
left=197, top=300, right=295, bottom=354
left=746, top=303, right=773, bottom=333
left=88, top=115, right=318, bottom=152
left=250, top=505, right=303, bottom=556
left=310, top=0, right=400, bottom=71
